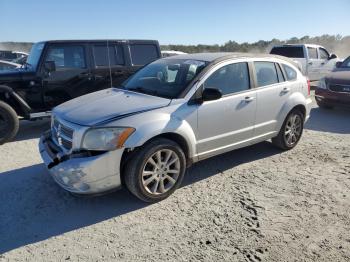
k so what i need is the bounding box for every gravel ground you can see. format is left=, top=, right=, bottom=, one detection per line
left=0, top=94, right=349, bottom=262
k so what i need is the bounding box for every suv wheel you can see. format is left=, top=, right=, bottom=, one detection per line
left=0, top=101, right=19, bottom=145
left=124, top=138, right=186, bottom=202
left=272, top=110, right=304, bottom=150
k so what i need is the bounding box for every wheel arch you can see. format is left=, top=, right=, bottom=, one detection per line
left=0, top=85, right=31, bottom=117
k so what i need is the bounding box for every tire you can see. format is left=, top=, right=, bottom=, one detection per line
left=0, top=101, right=19, bottom=145
left=124, top=138, right=186, bottom=203
left=272, top=109, right=304, bottom=150
left=316, top=101, right=333, bottom=110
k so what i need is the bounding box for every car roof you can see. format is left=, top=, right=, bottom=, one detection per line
left=40, top=39, right=159, bottom=44
left=162, top=52, right=297, bottom=65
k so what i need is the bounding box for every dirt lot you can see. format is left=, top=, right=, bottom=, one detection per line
left=0, top=94, right=349, bottom=262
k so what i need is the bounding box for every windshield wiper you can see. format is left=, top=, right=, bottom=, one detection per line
left=127, top=86, right=158, bottom=96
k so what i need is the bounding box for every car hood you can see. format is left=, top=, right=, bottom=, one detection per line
left=54, top=88, right=171, bottom=126
left=326, top=70, right=350, bottom=84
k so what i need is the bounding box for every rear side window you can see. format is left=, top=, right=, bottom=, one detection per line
left=46, top=45, right=86, bottom=69
left=204, top=62, right=250, bottom=95
left=270, top=46, right=304, bottom=58
left=130, top=44, right=159, bottom=65
left=92, top=44, right=124, bottom=67
left=254, top=62, right=279, bottom=87
left=282, top=64, right=297, bottom=81
left=307, top=47, right=318, bottom=59
left=319, top=48, right=329, bottom=60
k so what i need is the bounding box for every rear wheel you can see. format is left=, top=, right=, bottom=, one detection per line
left=272, top=110, right=304, bottom=150
left=0, top=101, right=19, bottom=145
left=124, top=138, right=186, bottom=203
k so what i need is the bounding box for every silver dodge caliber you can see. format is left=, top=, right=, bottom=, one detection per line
left=39, top=53, right=312, bottom=202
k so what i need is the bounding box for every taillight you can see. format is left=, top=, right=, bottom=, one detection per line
left=307, top=78, right=311, bottom=96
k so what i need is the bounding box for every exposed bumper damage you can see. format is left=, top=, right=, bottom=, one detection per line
left=39, top=131, right=123, bottom=194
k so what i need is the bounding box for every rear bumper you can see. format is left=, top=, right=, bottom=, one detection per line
left=39, top=131, right=123, bottom=194
left=305, top=97, right=313, bottom=121
left=315, top=88, right=350, bottom=108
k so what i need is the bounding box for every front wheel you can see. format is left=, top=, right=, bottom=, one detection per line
left=0, top=101, right=19, bottom=145
left=272, top=110, right=304, bottom=150
left=124, top=138, right=186, bottom=202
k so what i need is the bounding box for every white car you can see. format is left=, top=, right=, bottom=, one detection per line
left=270, top=44, right=340, bottom=81
left=40, top=53, right=312, bottom=202
left=0, top=60, right=20, bottom=70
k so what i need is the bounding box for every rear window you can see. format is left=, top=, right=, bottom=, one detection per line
left=254, top=62, right=279, bottom=87
left=93, top=44, right=124, bottom=67
left=270, top=46, right=304, bottom=58
left=130, top=44, right=159, bottom=65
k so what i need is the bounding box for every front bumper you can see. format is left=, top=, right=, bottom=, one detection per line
left=39, top=131, right=123, bottom=194
left=315, top=88, right=350, bottom=108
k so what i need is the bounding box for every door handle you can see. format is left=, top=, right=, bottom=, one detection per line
left=321, top=62, right=325, bottom=65
left=244, top=96, right=255, bottom=103
left=281, top=87, right=290, bottom=94
left=78, top=72, right=92, bottom=79
left=308, top=62, right=313, bottom=65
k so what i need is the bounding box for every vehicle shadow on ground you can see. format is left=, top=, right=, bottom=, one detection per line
left=0, top=141, right=280, bottom=254
left=305, top=106, right=350, bottom=134
left=14, top=119, right=51, bottom=142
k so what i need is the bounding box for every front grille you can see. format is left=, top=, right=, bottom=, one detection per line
left=52, top=117, right=74, bottom=151
left=329, top=84, right=350, bottom=93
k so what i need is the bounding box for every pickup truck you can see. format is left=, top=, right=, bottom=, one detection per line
left=270, top=44, right=339, bottom=81
left=0, top=39, right=161, bottom=144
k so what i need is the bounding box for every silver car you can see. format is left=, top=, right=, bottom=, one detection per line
left=39, top=53, right=312, bottom=202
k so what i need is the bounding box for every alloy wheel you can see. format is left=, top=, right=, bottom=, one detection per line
left=142, top=149, right=181, bottom=195
left=284, top=114, right=302, bottom=146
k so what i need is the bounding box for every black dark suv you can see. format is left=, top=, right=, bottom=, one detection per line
left=0, top=39, right=161, bottom=144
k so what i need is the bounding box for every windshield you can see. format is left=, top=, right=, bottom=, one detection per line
left=340, top=56, right=350, bottom=68
left=26, top=42, right=45, bottom=70
left=122, top=59, right=208, bottom=99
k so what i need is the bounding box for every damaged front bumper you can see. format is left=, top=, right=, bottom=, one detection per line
left=39, top=131, right=123, bottom=194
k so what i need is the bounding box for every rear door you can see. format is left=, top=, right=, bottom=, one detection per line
left=196, top=61, right=256, bottom=159
left=42, top=43, right=94, bottom=108
left=253, top=61, right=294, bottom=138
left=306, top=46, right=322, bottom=81
left=90, top=42, right=130, bottom=90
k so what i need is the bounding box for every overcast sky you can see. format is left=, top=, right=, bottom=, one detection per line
left=1, top=0, right=350, bottom=44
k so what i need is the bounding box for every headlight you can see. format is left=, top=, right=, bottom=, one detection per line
left=318, top=78, right=327, bottom=89
left=82, top=127, right=135, bottom=151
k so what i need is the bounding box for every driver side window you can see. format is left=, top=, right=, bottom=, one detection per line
left=204, top=62, right=250, bottom=95
left=319, top=48, right=329, bottom=60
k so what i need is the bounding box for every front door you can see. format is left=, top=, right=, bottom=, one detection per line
left=42, top=44, right=93, bottom=108
left=197, top=61, right=256, bottom=159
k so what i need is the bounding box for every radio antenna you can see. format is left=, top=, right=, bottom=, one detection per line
left=106, top=39, right=113, bottom=88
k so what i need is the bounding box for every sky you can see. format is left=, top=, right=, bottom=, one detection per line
left=1, top=0, right=350, bottom=45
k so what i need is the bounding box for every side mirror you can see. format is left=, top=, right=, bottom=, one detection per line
left=44, top=61, right=56, bottom=73
left=335, top=61, right=343, bottom=68
left=329, top=53, right=337, bottom=60
left=202, top=88, right=222, bottom=101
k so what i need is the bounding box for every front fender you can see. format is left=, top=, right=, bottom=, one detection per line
left=0, top=85, right=31, bottom=114
left=123, top=111, right=197, bottom=159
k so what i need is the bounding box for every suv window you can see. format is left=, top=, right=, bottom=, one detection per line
left=130, top=44, right=158, bottom=65
left=204, top=62, right=250, bottom=95
left=46, top=45, right=86, bottom=69
left=319, top=48, right=329, bottom=60
left=254, top=62, right=279, bottom=87
left=307, top=47, right=318, bottom=59
left=282, top=64, right=297, bottom=81
left=93, top=44, right=124, bottom=67
left=270, top=46, right=304, bottom=58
